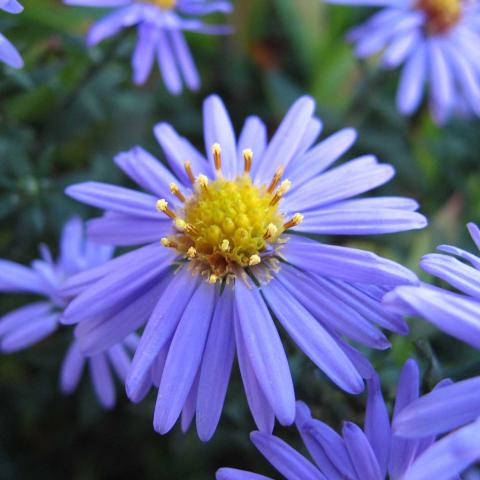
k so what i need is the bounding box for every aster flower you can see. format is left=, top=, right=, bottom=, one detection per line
left=0, top=217, right=137, bottom=408
left=216, top=359, right=480, bottom=480
left=64, top=94, right=426, bottom=440
left=0, top=0, right=23, bottom=69
left=327, top=0, right=480, bottom=123
left=383, top=222, right=480, bottom=470
left=65, top=0, right=232, bottom=93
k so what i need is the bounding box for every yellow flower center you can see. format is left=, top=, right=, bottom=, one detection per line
left=141, top=0, right=176, bottom=10
left=417, top=0, right=462, bottom=33
left=157, top=145, right=303, bottom=284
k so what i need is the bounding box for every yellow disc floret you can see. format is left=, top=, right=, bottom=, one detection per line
left=158, top=145, right=304, bottom=283
left=139, top=0, right=177, bottom=9
left=417, top=0, right=462, bottom=33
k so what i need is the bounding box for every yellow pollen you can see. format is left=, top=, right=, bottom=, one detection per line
left=249, top=254, right=261, bottom=266
left=156, top=199, right=177, bottom=219
left=157, top=146, right=303, bottom=281
left=221, top=239, right=230, bottom=252
left=170, top=182, right=186, bottom=202
left=175, top=218, right=187, bottom=230
left=143, top=0, right=177, bottom=10
left=161, top=237, right=175, bottom=248
left=416, top=0, right=462, bottom=33
left=264, top=223, right=278, bottom=240
left=197, top=174, right=209, bottom=189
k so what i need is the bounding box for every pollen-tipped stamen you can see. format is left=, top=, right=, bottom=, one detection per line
left=270, top=179, right=291, bottom=207
left=156, top=199, right=177, bottom=219
left=248, top=254, right=261, bottom=266
left=221, top=239, right=230, bottom=252
left=212, top=143, right=222, bottom=176
left=187, top=247, right=197, bottom=259
left=243, top=149, right=253, bottom=174
left=283, top=213, right=304, bottom=230
left=267, top=166, right=285, bottom=194
left=170, top=182, right=186, bottom=202
left=264, top=223, right=278, bottom=240
left=161, top=237, right=177, bottom=248
left=184, top=161, right=195, bottom=184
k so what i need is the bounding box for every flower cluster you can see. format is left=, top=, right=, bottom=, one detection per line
left=0, top=0, right=23, bottom=68
left=2, top=0, right=480, bottom=477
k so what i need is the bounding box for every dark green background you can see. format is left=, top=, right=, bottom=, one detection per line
left=1, top=0, right=479, bottom=478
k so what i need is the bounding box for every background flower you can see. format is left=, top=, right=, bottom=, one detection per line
left=0, top=217, right=137, bottom=408
left=65, top=0, right=232, bottom=93
left=328, top=0, right=480, bottom=123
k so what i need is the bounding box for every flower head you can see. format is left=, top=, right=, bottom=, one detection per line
left=0, top=217, right=135, bottom=408
left=216, top=360, right=480, bottom=480
left=383, top=223, right=480, bottom=463
left=328, top=0, right=480, bottom=123
left=64, top=94, right=426, bottom=440
left=65, top=0, right=232, bottom=93
left=0, top=0, right=23, bottom=69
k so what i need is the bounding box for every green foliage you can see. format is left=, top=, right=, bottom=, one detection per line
left=1, top=0, right=479, bottom=478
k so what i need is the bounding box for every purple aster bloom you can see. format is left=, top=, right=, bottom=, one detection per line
left=64, top=0, right=232, bottom=93
left=216, top=359, right=480, bottom=480
left=327, top=0, right=480, bottom=123
left=0, top=217, right=136, bottom=408
left=64, top=94, right=426, bottom=440
left=383, top=222, right=480, bottom=471
left=0, top=0, right=23, bottom=69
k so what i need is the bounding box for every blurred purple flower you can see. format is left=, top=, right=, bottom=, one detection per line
left=64, top=94, right=426, bottom=439
left=217, top=359, right=480, bottom=480
left=0, top=0, right=23, bottom=69
left=384, top=222, right=480, bottom=471
left=65, top=0, right=232, bottom=93
left=0, top=217, right=136, bottom=408
left=328, top=0, right=480, bottom=123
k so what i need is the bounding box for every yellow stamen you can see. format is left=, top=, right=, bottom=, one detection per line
left=270, top=180, right=291, bottom=207
left=156, top=199, right=177, bottom=219
left=243, top=149, right=253, bottom=174
left=187, top=247, right=197, bottom=259
left=212, top=143, right=222, bottom=175
left=184, top=161, right=195, bottom=184
left=283, top=213, right=304, bottom=230
left=264, top=223, right=278, bottom=240
left=248, top=254, right=261, bottom=266
left=208, top=274, right=218, bottom=284
left=175, top=218, right=187, bottom=230
left=170, top=182, right=185, bottom=202
left=267, top=166, right=284, bottom=194
left=161, top=237, right=177, bottom=248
